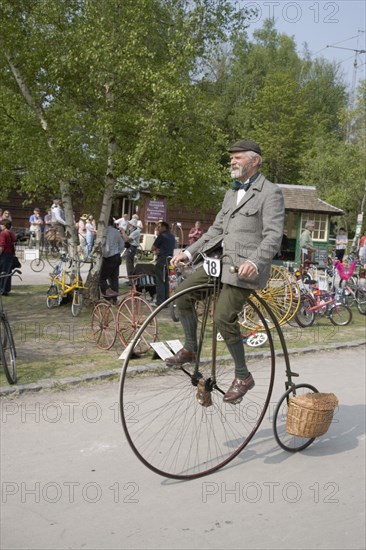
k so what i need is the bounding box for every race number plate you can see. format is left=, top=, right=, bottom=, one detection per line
left=203, top=258, right=221, bottom=278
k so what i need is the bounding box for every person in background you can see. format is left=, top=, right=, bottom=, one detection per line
left=359, top=230, right=366, bottom=262
left=76, top=214, right=88, bottom=258
left=114, top=213, right=129, bottom=232
left=335, top=227, right=348, bottom=262
left=188, top=220, right=204, bottom=245
left=151, top=221, right=176, bottom=307
left=0, top=210, right=12, bottom=224
left=151, top=219, right=163, bottom=264
left=132, top=213, right=144, bottom=231
left=0, top=220, right=16, bottom=296
left=29, top=207, right=43, bottom=248
left=43, top=208, right=53, bottom=250
left=85, top=215, right=96, bottom=258
left=120, top=218, right=141, bottom=279
left=300, top=221, right=316, bottom=264
left=51, top=197, right=66, bottom=240
left=99, top=216, right=125, bottom=298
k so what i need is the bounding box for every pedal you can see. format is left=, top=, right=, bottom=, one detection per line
left=229, top=396, right=243, bottom=405
left=196, top=379, right=213, bottom=407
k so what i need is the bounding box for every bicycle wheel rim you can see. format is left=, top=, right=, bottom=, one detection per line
left=46, top=285, right=59, bottom=308
left=273, top=384, right=318, bottom=452
left=116, top=296, right=157, bottom=354
left=30, top=258, right=45, bottom=272
left=240, top=265, right=294, bottom=330
left=91, top=302, right=116, bottom=350
left=119, top=285, right=276, bottom=480
left=329, top=304, right=352, bottom=325
left=0, top=318, right=17, bottom=384
left=71, top=290, right=84, bottom=317
left=356, top=289, right=366, bottom=315
left=294, top=296, right=315, bottom=327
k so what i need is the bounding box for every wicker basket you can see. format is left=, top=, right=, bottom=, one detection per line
left=286, top=392, right=339, bottom=438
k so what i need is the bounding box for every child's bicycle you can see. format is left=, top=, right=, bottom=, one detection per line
left=0, top=269, right=22, bottom=384
left=295, top=282, right=352, bottom=327
left=118, top=253, right=322, bottom=480
left=46, top=255, right=86, bottom=317
left=333, top=259, right=366, bottom=314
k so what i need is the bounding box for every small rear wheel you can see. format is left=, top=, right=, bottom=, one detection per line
left=0, top=317, right=17, bottom=384
left=71, top=290, right=84, bottom=317
left=329, top=303, right=352, bottom=326
left=117, top=296, right=157, bottom=354
left=245, top=332, right=268, bottom=347
left=91, top=301, right=116, bottom=350
left=273, top=383, right=318, bottom=452
left=46, top=285, right=59, bottom=308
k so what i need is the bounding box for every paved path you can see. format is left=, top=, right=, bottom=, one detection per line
left=1, top=347, right=365, bottom=550
left=13, top=255, right=129, bottom=287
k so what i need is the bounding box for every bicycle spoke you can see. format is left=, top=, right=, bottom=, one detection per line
left=119, top=285, right=275, bottom=479
left=91, top=302, right=116, bottom=350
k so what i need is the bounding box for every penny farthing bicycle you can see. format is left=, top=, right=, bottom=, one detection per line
left=119, top=254, right=318, bottom=480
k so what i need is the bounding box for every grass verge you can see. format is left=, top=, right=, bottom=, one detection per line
left=0, top=285, right=365, bottom=387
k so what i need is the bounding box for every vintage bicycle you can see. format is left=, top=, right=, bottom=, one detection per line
left=0, top=269, right=22, bottom=384
left=46, top=255, right=86, bottom=317
left=118, top=254, right=321, bottom=480
left=91, top=274, right=158, bottom=353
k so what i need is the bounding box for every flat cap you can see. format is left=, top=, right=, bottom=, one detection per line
left=228, top=140, right=262, bottom=156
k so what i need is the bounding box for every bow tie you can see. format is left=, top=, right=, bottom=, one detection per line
left=232, top=172, right=260, bottom=191
left=232, top=180, right=251, bottom=191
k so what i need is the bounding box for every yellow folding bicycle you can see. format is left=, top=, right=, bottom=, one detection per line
left=46, top=255, right=86, bottom=317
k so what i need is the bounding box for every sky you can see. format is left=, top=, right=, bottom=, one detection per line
left=239, top=0, right=366, bottom=93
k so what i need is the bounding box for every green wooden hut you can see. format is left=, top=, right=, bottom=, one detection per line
left=278, top=184, right=344, bottom=266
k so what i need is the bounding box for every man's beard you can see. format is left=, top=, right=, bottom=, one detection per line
left=230, top=164, right=252, bottom=180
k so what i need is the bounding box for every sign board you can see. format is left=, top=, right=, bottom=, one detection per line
left=166, top=340, right=183, bottom=354
left=145, top=199, right=167, bottom=222
left=150, top=342, right=173, bottom=360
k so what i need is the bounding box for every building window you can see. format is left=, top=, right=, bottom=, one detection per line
left=301, top=214, right=328, bottom=242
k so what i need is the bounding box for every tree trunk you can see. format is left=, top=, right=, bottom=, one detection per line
left=85, top=77, right=117, bottom=302
left=4, top=48, right=77, bottom=251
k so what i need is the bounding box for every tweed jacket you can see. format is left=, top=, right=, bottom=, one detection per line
left=186, top=174, right=285, bottom=290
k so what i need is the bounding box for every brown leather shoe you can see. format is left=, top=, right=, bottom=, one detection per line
left=165, top=347, right=196, bottom=367
left=223, top=373, right=255, bottom=404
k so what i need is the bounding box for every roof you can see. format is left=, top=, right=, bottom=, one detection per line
left=278, top=184, right=344, bottom=215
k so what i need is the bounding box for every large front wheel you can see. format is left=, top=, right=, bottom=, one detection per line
left=119, top=285, right=276, bottom=480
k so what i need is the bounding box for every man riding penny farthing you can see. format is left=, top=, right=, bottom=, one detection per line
left=166, top=139, right=285, bottom=404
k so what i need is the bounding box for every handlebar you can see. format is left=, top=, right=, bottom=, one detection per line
left=0, top=269, right=22, bottom=280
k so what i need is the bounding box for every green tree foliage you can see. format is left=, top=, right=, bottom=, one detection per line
left=205, top=19, right=349, bottom=184
left=0, top=0, right=245, bottom=212
left=1, top=3, right=365, bottom=240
